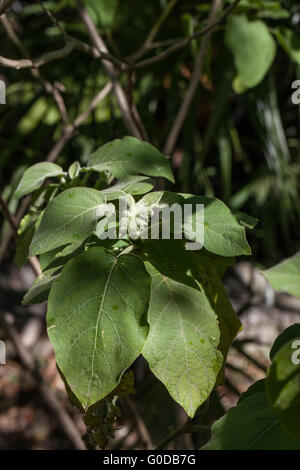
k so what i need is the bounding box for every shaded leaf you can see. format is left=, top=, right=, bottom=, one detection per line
left=29, top=188, right=105, bottom=256
left=225, top=15, right=276, bottom=88
left=142, top=263, right=223, bottom=418
left=262, top=252, right=300, bottom=298
left=87, top=136, right=174, bottom=183
left=266, top=325, right=300, bottom=441
left=22, top=267, right=61, bottom=305
left=15, top=162, right=65, bottom=199
left=181, top=194, right=251, bottom=256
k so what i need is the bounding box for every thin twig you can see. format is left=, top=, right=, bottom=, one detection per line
left=126, top=397, right=153, bottom=449
left=163, top=0, right=223, bottom=156
left=155, top=418, right=210, bottom=450
left=133, top=0, right=241, bottom=70
left=129, top=0, right=179, bottom=62
left=0, top=312, right=85, bottom=450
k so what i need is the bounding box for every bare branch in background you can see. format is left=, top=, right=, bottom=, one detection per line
left=0, top=0, right=15, bottom=16
left=163, top=0, right=223, bottom=156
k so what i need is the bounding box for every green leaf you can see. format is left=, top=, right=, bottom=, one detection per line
left=181, top=194, right=251, bottom=256
left=87, top=136, right=174, bottom=183
left=274, top=28, right=300, bottom=65
left=29, top=188, right=105, bottom=256
left=105, top=175, right=154, bottom=196
left=47, top=247, right=151, bottom=409
left=194, top=253, right=242, bottom=384
left=238, top=378, right=266, bottom=403
left=270, top=324, right=300, bottom=360
left=14, top=212, right=41, bottom=268
left=68, top=161, right=81, bottom=179
left=144, top=240, right=240, bottom=385
left=262, top=251, right=300, bottom=298
left=22, top=267, right=61, bottom=305
left=203, top=388, right=300, bottom=450
left=225, top=15, right=276, bottom=88
left=85, top=0, right=119, bottom=29
left=15, top=162, right=65, bottom=199
left=266, top=325, right=300, bottom=441
left=142, top=263, right=223, bottom=418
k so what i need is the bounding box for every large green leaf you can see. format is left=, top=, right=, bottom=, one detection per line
left=143, top=240, right=240, bottom=379
left=266, top=325, right=300, bottom=441
left=87, top=136, right=174, bottom=183
left=181, top=195, right=250, bottom=256
left=262, top=251, right=300, bottom=298
left=142, top=263, right=223, bottom=418
left=270, top=324, right=300, bottom=360
left=29, top=188, right=105, bottom=256
left=203, top=386, right=300, bottom=450
left=15, top=162, right=65, bottom=199
left=22, top=267, right=61, bottom=305
left=225, top=15, right=276, bottom=89
left=47, top=247, right=151, bottom=409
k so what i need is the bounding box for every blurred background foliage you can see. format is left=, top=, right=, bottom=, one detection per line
left=1, top=0, right=300, bottom=265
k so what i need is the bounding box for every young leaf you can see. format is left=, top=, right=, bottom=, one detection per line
left=141, top=192, right=250, bottom=256
left=203, top=387, right=300, bottom=450
left=29, top=188, right=105, bottom=256
left=47, top=247, right=151, bottom=409
left=15, top=162, right=65, bottom=199
left=87, top=136, right=174, bottom=183
left=262, top=251, right=300, bottom=298
left=22, top=267, right=61, bottom=305
left=142, top=263, right=223, bottom=418
left=266, top=325, right=300, bottom=441
left=225, top=15, right=276, bottom=89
